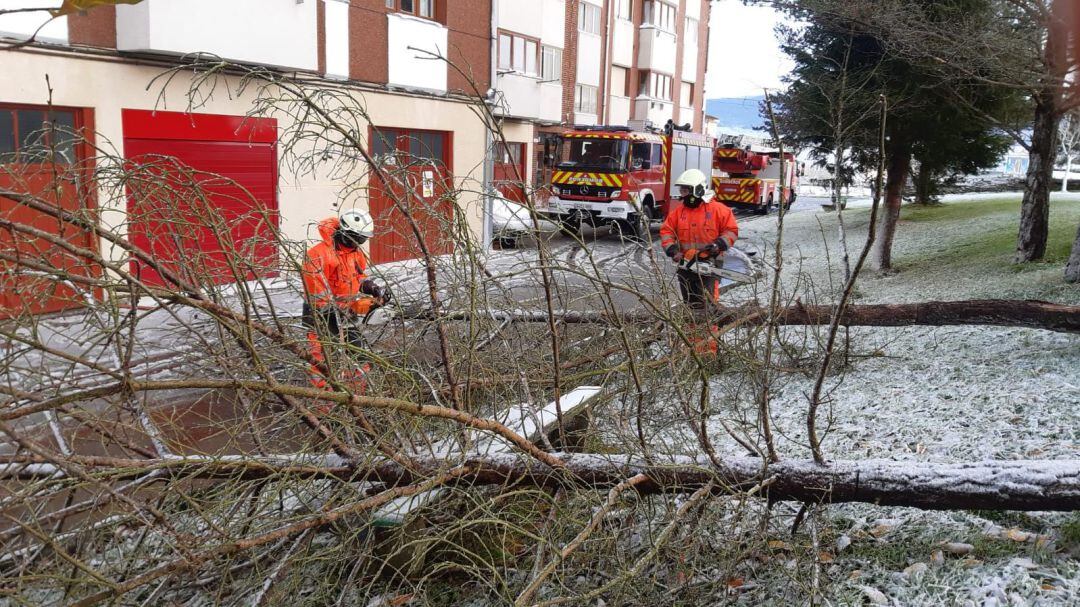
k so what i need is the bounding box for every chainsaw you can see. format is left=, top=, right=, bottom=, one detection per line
left=675, top=246, right=761, bottom=286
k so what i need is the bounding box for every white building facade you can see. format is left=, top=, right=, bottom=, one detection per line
left=492, top=0, right=711, bottom=202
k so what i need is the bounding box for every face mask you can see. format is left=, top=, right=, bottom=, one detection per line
left=334, top=230, right=367, bottom=250
left=683, top=196, right=703, bottom=208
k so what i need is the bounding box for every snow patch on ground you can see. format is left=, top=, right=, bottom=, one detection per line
left=680, top=197, right=1080, bottom=605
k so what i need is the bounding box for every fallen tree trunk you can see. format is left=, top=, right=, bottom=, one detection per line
left=762, top=299, right=1080, bottom=335
left=5, top=453, right=1078, bottom=511
left=414, top=299, right=1080, bottom=334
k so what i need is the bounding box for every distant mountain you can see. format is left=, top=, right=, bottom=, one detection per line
left=706, top=96, right=766, bottom=131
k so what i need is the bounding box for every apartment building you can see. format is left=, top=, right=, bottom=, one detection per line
left=1, top=0, right=711, bottom=315
left=492, top=0, right=711, bottom=196
left=0, top=0, right=494, bottom=317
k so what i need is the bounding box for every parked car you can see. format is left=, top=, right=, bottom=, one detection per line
left=491, top=193, right=554, bottom=249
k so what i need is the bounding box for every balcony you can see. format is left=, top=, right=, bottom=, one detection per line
left=633, top=98, right=674, bottom=127
left=682, top=44, right=698, bottom=82
left=495, top=73, right=562, bottom=123
left=611, top=18, right=634, bottom=67
left=577, top=31, right=602, bottom=87
left=607, top=96, right=631, bottom=127
left=387, top=12, right=448, bottom=93
left=116, top=0, right=318, bottom=71
left=637, top=26, right=676, bottom=75
left=497, top=0, right=564, bottom=42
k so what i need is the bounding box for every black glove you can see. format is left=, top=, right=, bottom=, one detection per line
left=361, top=279, right=393, bottom=305
left=712, top=238, right=730, bottom=253
left=664, top=244, right=680, bottom=259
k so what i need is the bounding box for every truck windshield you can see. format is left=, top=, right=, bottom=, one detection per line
left=556, top=138, right=628, bottom=171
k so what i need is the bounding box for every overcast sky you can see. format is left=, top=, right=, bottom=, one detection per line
left=706, top=0, right=793, bottom=99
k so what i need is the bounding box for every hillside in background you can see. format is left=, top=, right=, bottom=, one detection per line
left=706, top=96, right=765, bottom=131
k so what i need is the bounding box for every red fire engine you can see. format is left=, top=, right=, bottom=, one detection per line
left=539, top=125, right=715, bottom=237
left=711, top=144, right=799, bottom=214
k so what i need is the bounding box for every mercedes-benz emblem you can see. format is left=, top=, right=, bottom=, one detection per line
left=581, top=185, right=590, bottom=195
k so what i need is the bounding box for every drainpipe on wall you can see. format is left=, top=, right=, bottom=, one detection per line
left=481, top=0, right=500, bottom=249
left=601, top=0, right=614, bottom=125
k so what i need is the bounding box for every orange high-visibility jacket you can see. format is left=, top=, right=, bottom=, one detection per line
left=659, top=200, right=739, bottom=254
left=302, top=217, right=374, bottom=316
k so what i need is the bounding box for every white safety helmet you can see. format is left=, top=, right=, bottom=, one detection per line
left=338, top=209, right=374, bottom=239
left=675, top=169, right=709, bottom=200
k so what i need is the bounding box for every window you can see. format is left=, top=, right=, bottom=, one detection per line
left=575, top=84, right=598, bottom=115
left=371, top=127, right=447, bottom=166
left=643, top=0, right=676, bottom=32
left=638, top=71, right=672, bottom=100
left=541, top=45, right=563, bottom=82
left=408, top=131, right=445, bottom=163
left=650, top=144, right=662, bottom=167
left=0, top=107, right=78, bottom=164
left=578, top=2, right=601, bottom=35
left=615, top=0, right=632, bottom=20
left=680, top=81, right=693, bottom=107
left=631, top=142, right=651, bottom=169
left=684, top=17, right=698, bottom=45
left=498, top=34, right=512, bottom=70
left=371, top=128, right=401, bottom=164
left=386, top=0, right=435, bottom=19
left=498, top=31, right=540, bottom=76
left=610, top=66, right=628, bottom=97
left=559, top=137, right=628, bottom=170
left=525, top=39, right=538, bottom=75
left=493, top=141, right=524, bottom=167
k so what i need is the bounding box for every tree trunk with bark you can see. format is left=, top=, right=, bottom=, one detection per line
left=1017, top=93, right=1059, bottom=263
left=872, top=145, right=912, bottom=272
left=8, top=453, right=1077, bottom=511
left=755, top=299, right=1080, bottom=334
left=422, top=300, right=1080, bottom=334
left=913, top=163, right=937, bottom=205
left=1066, top=222, right=1080, bottom=283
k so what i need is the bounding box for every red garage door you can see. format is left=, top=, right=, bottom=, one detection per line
left=122, top=109, right=279, bottom=288
left=368, top=127, right=454, bottom=265
left=0, top=104, right=99, bottom=318
left=493, top=141, right=526, bottom=203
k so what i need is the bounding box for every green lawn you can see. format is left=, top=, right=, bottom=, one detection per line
left=900, top=195, right=1080, bottom=270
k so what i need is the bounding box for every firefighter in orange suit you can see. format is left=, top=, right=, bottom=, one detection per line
left=659, top=169, right=739, bottom=310
left=302, top=210, right=390, bottom=391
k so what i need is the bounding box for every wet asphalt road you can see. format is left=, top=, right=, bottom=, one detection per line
left=528, top=194, right=830, bottom=249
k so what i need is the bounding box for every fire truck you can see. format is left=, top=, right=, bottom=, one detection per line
left=711, top=144, right=799, bottom=214
left=539, top=124, right=715, bottom=237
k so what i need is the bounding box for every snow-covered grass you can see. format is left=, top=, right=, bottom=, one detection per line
left=683, top=195, right=1080, bottom=605
left=744, top=193, right=1080, bottom=304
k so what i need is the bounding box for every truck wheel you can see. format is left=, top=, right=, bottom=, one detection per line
left=558, top=216, right=582, bottom=238
left=613, top=214, right=647, bottom=243
left=643, top=197, right=658, bottom=221
left=756, top=195, right=774, bottom=215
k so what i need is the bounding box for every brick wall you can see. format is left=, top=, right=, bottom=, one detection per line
left=672, top=0, right=686, bottom=125
left=597, top=0, right=610, bottom=123
left=693, top=0, right=709, bottom=132
left=445, top=0, right=492, bottom=93
left=627, top=0, right=644, bottom=122
left=349, top=1, right=391, bottom=84
left=562, top=0, right=580, bottom=123
left=67, top=6, right=117, bottom=48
